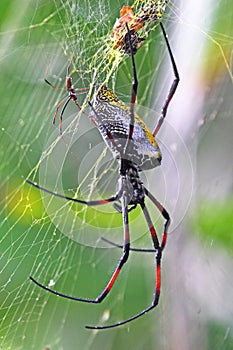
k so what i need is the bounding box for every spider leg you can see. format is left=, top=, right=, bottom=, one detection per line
left=102, top=186, right=170, bottom=253
left=26, top=179, right=120, bottom=206
left=29, top=184, right=130, bottom=307
left=57, top=90, right=88, bottom=133
left=86, top=202, right=162, bottom=330
left=44, top=77, right=72, bottom=133
left=144, top=186, right=170, bottom=251
left=72, top=98, right=83, bottom=111
left=44, top=78, right=64, bottom=90
left=45, top=77, right=88, bottom=94
left=112, top=202, right=122, bottom=213
left=123, top=23, right=138, bottom=154
left=51, top=96, right=68, bottom=126
left=85, top=304, right=156, bottom=330
left=153, top=23, right=180, bottom=137
left=101, top=237, right=155, bottom=253
left=57, top=93, right=84, bottom=134
left=56, top=96, right=72, bottom=134
left=57, top=89, right=88, bottom=133
left=113, top=202, right=137, bottom=213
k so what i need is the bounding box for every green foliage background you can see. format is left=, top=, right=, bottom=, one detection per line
left=0, top=1, right=232, bottom=349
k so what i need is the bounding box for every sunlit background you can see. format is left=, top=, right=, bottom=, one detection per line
left=0, top=1, right=232, bottom=349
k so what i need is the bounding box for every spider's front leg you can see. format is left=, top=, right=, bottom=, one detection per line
left=123, top=23, right=138, bottom=154
left=153, top=23, right=180, bottom=137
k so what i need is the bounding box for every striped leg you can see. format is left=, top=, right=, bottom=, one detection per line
left=29, top=180, right=130, bottom=308
left=86, top=188, right=130, bottom=303
left=141, top=203, right=161, bottom=305
left=144, top=186, right=170, bottom=251
left=101, top=236, right=156, bottom=253
left=26, top=179, right=120, bottom=206
left=123, top=23, right=138, bottom=154
left=55, top=96, right=72, bottom=134
left=87, top=201, right=163, bottom=330
left=153, top=23, right=179, bottom=137
left=101, top=186, right=170, bottom=253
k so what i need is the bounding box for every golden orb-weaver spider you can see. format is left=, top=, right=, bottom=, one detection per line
left=27, top=22, right=179, bottom=329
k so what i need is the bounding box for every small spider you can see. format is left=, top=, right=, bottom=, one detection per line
left=45, top=63, right=88, bottom=134
left=27, top=22, right=179, bottom=329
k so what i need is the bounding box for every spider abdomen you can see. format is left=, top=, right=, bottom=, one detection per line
left=90, top=85, right=162, bottom=170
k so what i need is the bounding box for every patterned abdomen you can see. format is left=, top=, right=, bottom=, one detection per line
left=89, top=85, right=162, bottom=170
left=137, top=0, right=168, bottom=24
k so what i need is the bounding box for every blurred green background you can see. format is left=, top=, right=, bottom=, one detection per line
left=0, top=0, right=233, bottom=349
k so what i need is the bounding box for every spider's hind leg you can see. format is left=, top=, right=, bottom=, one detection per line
left=101, top=237, right=156, bottom=253
left=113, top=202, right=137, bottom=213
left=113, top=202, right=122, bottom=213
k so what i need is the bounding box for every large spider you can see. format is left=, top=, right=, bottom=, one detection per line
left=27, top=23, right=179, bottom=329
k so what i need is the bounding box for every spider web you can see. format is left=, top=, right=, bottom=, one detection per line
left=0, top=0, right=233, bottom=349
